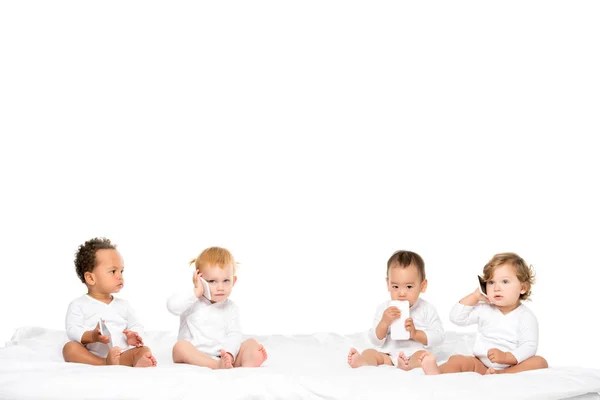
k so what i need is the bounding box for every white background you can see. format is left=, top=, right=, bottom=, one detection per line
left=1, top=1, right=598, bottom=369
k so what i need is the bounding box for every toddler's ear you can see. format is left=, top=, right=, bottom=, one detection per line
left=232, top=275, right=238, bottom=286
left=420, top=279, right=428, bottom=293
left=84, top=271, right=95, bottom=286
left=520, top=282, right=529, bottom=294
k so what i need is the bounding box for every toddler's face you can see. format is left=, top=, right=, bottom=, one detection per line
left=486, top=263, right=526, bottom=309
left=90, top=249, right=124, bottom=294
left=201, top=264, right=236, bottom=303
left=386, top=263, right=426, bottom=306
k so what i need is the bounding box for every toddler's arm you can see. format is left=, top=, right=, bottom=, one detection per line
left=124, top=301, right=145, bottom=339
left=65, top=302, right=108, bottom=345
left=368, top=304, right=399, bottom=346
left=166, top=290, right=199, bottom=316
left=460, top=288, right=489, bottom=307
left=419, top=306, right=445, bottom=347
left=65, top=302, right=87, bottom=343
left=509, top=312, right=539, bottom=364
left=450, top=289, right=488, bottom=326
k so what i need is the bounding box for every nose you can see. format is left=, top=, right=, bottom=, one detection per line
left=493, top=283, right=500, bottom=292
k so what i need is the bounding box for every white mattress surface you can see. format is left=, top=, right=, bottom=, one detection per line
left=1, top=327, right=599, bottom=400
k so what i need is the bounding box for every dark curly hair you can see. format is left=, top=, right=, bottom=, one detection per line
left=74, top=237, right=117, bottom=283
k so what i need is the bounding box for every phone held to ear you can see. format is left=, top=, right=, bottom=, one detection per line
left=478, top=275, right=488, bottom=297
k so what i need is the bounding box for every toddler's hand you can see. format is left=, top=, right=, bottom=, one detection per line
left=487, top=348, right=506, bottom=364
left=193, top=270, right=205, bottom=298
left=472, top=288, right=490, bottom=303
left=123, top=330, right=144, bottom=347
left=91, top=322, right=111, bottom=344
left=405, top=317, right=417, bottom=339
left=382, top=306, right=401, bottom=326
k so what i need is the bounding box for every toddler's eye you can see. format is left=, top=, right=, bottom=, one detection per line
left=503, top=279, right=509, bottom=284
left=407, top=285, right=413, bottom=289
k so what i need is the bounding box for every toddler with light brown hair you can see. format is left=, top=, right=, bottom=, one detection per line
left=420, top=252, right=548, bottom=375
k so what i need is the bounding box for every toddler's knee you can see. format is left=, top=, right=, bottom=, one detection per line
left=411, top=350, right=426, bottom=359
left=533, top=356, right=549, bottom=369
left=136, top=345, right=151, bottom=354
left=62, top=341, right=80, bottom=361
left=173, top=339, right=188, bottom=349
left=361, top=349, right=378, bottom=357
left=172, top=340, right=190, bottom=362
left=447, top=355, right=466, bottom=363
left=242, top=338, right=259, bottom=347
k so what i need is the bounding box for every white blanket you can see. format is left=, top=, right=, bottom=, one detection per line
left=1, top=327, right=599, bottom=400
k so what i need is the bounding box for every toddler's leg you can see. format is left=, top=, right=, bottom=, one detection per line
left=364, top=349, right=393, bottom=366
left=348, top=348, right=393, bottom=368
left=172, top=339, right=224, bottom=369
left=62, top=341, right=121, bottom=365
left=62, top=341, right=105, bottom=365
left=440, top=354, right=488, bottom=374
left=233, top=339, right=267, bottom=368
left=420, top=353, right=488, bottom=375
left=486, top=355, right=548, bottom=375
left=120, top=346, right=157, bottom=367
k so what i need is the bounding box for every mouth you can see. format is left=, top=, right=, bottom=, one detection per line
left=493, top=295, right=503, bottom=300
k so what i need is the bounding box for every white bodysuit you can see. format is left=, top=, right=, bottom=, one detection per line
left=167, top=290, right=242, bottom=359
left=450, top=302, right=539, bottom=369
left=65, top=295, right=144, bottom=358
left=368, top=298, right=445, bottom=365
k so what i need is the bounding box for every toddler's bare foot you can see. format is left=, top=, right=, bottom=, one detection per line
left=419, top=352, right=441, bottom=375
left=134, top=352, right=157, bottom=367
left=242, top=344, right=268, bottom=367
left=397, top=352, right=409, bottom=371
left=218, top=350, right=233, bottom=369
left=106, top=347, right=122, bottom=365
left=347, top=348, right=367, bottom=368
left=485, top=367, right=499, bottom=375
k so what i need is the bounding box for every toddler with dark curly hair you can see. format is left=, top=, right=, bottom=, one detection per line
left=62, top=237, right=157, bottom=367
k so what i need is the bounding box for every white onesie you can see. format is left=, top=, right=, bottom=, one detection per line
left=450, top=302, right=539, bottom=369
left=368, top=298, right=444, bottom=365
left=65, top=294, right=144, bottom=358
left=167, top=290, right=242, bottom=359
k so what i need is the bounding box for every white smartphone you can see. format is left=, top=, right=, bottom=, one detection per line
left=389, top=300, right=410, bottom=340
left=199, top=276, right=211, bottom=301
left=99, top=319, right=113, bottom=348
